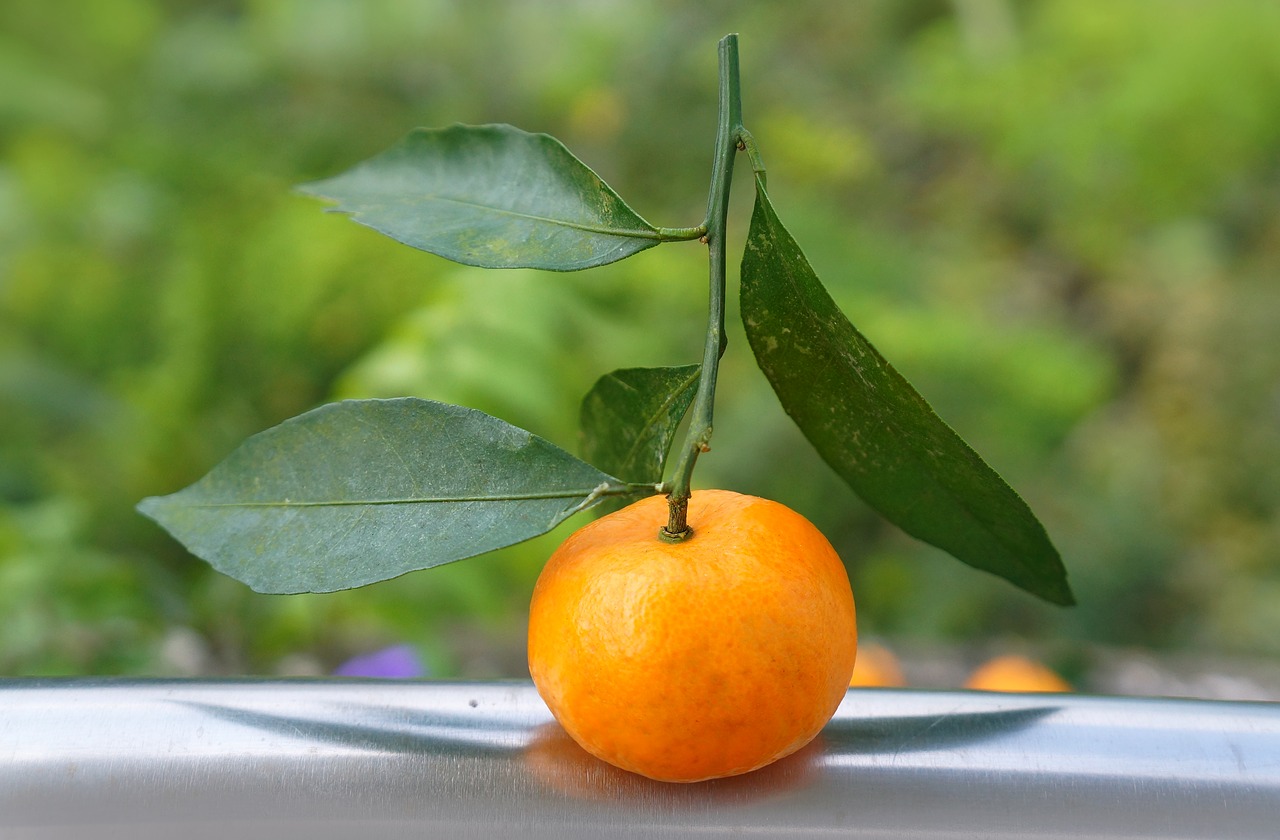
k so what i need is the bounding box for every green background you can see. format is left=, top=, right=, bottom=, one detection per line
left=3, top=0, right=1279, bottom=690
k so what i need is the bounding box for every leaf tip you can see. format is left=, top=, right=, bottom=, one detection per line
left=1049, top=580, right=1077, bottom=608
left=293, top=179, right=332, bottom=201
left=1026, top=560, right=1075, bottom=607
left=136, top=494, right=164, bottom=521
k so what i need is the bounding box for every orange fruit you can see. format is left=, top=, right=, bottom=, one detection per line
left=849, top=642, right=905, bottom=687
left=963, top=654, right=1071, bottom=693
left=527, top=489, right=857, bottom=783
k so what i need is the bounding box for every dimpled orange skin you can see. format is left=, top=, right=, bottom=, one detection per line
left=527, top=489, right=857, bottom=783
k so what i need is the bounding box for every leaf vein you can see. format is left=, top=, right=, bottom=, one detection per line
left=175, top=489, right=617, bottom=509
left=385, top=194, right=665, bottom=241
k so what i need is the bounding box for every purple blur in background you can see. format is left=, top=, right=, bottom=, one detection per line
left=332, top=644, right=426, bottom=679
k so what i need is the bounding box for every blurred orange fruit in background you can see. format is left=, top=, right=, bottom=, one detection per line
left=849, top=642, right=905, bottom=687
left=964, top=654, right=1071, bottom=693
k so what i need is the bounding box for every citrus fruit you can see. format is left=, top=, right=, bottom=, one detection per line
left=527, top=489, right=857, bottom=783
left=963, top=654, right=1071, bottom=693
left=849, top=642, right=905, bottom=688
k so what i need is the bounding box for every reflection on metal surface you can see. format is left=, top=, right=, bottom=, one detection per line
left=1, top=679, right=1278, bottom=839
left=521, top=722, right=825, bottom=805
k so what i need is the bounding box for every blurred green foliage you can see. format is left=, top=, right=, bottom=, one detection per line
left=2, top=0, right=1278, bottom=677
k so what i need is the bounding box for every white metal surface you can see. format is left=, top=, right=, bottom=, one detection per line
left=2, top=679, right=1278, bottom=839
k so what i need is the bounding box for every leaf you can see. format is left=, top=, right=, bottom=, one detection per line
left=740, top=177, right=1073, bottom=606
left=579, top=365, right=700, bottom=510
left=138, top=398, right=625, bottom=594
left=298, top=124, right=662, bottom=271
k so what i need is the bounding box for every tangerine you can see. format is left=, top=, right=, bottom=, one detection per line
left=527, top=489, right=856, bottom=783
left=963, top=654, right=1071, bottom=693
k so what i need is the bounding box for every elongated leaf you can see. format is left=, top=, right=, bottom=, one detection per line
left=740, top=177, right=1073, bottom=605
left=580, top=365, right=699, bottom=511
left=138, top=398, right=625, bottom=594
left=298, top=124, right=662, bottom=271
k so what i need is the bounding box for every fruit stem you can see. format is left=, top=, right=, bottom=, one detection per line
left=664, top=33, right=743, bottom=539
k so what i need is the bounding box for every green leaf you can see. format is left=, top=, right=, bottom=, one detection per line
left=740, top=177, right=1073, bottom=606
left=138, top=398, right=625, bottom=594
left=579, top=365, right=700, bottom=510
left=298, top=124, right=663, bottom=271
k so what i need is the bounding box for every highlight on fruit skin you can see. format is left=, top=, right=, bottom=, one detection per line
left=849, top=642, right=905, bottom=688
left=527, top=489, right=857, bottom=783
left=963, top=654, right=1071, bottom=693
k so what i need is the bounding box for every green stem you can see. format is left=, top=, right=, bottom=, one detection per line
left=663, top=33, right=744, bottom=541
left=656, top=225, right=709, bottom=241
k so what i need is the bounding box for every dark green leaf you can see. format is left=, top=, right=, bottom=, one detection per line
left=579, top=365, right=699, bottom=510
left=740, top=177, right=1073, bottom=606
left=138, top=398, right=625, bottom=594
left=298, top=124, right=662, bottom=271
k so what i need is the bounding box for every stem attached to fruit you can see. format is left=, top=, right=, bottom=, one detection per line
left=663, top=34, right=746, bottom=541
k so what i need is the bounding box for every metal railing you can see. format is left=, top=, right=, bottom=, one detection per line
left=3, top=679, right=1278, bottom=838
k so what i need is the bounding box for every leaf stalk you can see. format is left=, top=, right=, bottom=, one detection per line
left=657, top=225, right=709, bottom=241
